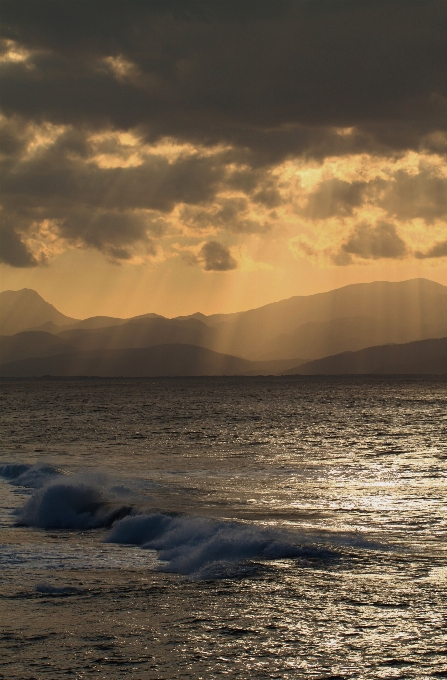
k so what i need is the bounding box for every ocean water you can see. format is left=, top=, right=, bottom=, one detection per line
left=0, top=376, right=446, bottom=679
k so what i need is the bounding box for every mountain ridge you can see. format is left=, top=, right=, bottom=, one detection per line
left=0, top=288, right=78, bottom=335
left=2, top=280, right=446, bottom=368
left=256, top=313, right=447, bottom=361
left=0, top=344, right=303, bottom=378
left=283, top=337, right=447, bottom=375
left=211, top=278, right=447, bottom=358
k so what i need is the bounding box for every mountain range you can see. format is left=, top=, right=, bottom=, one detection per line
left=0, top=344, right=300, bottom=378
left=0, top=279, right=446, bottom=376
left=283, top=337, right=447, bottom=375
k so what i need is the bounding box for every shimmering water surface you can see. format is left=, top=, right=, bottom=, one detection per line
left=0, top=377, right=446, bottom=679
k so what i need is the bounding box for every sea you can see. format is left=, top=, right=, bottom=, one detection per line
left=0, top=377, right=446, bottom=679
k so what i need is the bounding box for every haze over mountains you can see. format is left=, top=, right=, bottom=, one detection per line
left=0, top=288, right=77, bottom=335
left=283, top=338, right=447, bottom=376
left=0, top=279, right=446, bottom=376
left=0, top=345, right=300, bottom=378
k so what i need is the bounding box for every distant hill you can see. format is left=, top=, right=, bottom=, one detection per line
left=0, top=331, right=73, bottom=364
left=42, top=316, right=130, bottom=331
left=257, top=313, right=447, bottom=361
left=282, top=337, right=447, bottom=375
left=174, top=311, right=241, bottom=327
left=0, top=289, right=78, bottom=335
left=0, top=288, right=164, bottom=336
left=2, top=279, right=446, bottom=364
left=55, top=317, right=218, bottom=353
left=31, top=314, right=166, bottom=335
left=212, top=279, right=447, bottom=358
left=0, top=344, right=302, bottom=377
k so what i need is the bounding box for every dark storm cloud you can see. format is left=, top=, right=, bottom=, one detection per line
left=180, top=198, right=249, bottom=232
left=0, top=223, right=38, bottom=267
left=304, top=179, right=368, bottom=219
left=304, top=169, right=447, bottom=224
left=1, top=128, right=226, bottom=213
left=252, top=184, right=283, bottom=209
left=0, top=124, right=235, bottom=264
left=180, top=198, right=270, bottom=235
left=379, top=168, right=447, bottom=223
left=0, top=115, right=30, bottom=157
left=1, top=0, right=447, bottom=160
left=0, top=116, right=278, bottom=265
left=2, top=1, right=447, bottom=266
left=338, top=221, right=408, bottom=262
left=415, top=240, right=447, bottom=259
left=58, top=210, right=160, bottom=260
left=199, top=241, right=237, bottom=271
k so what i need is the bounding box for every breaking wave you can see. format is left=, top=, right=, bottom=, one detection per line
left=106, top=512, right=336, bottom=578
left=0, top=462, right=61, bottom=488
left=14, top=479, right=134, bottom=530
left=1, top=461, right=137, bottom=530
left=1, top=462, right=384, bottom=578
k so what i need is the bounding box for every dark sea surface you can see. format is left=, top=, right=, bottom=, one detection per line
left=0, top=377, right=446, bottom=679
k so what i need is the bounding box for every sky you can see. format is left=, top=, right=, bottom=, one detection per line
left=1, top=0, right=447, bottom=319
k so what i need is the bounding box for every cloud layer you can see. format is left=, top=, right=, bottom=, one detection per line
left=1, top=1, right=447, bottom=268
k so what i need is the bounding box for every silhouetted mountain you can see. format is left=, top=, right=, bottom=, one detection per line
left=0, top=288, right=165, bottom=336
left=0, top=344, right=302, bottom=377
left=0, top=289, right=78, bottom=335
left=28, top=321, right=68, bottom=334
left=171, top=312, right=208, bottom=323
left=174, top=311, right=240, bottom=327
left=46, top=316, right=130, bottom=331
left=2, top=280, right=446, bottom=364
left=127, top=313, right=165, bottom=323
left=0, top=331, right=74, bottom=364
left=31, top=312, right=164, bottom=333
left=56, top=318, right=218, bottom=353
left=257, top=313, right=447, bottom=361
left=212, top=279, right=447, bottom=358
left=282, top=338, right=447, bottom=375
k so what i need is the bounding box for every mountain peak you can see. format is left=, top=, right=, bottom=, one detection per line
left=0, top=288, right=78, bottom=335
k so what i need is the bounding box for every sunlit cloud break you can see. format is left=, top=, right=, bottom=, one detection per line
left=1, top=0, right=447, bottom=316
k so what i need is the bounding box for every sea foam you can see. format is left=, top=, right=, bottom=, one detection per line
left=2, top=462, right=337, bottom=578
left=106, top=512, right=335, bottom=577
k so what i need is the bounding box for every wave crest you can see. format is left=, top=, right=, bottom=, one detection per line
left=16, top=480, right=133, bottom=530
left=2, top=462, right=345, bottom=579
left=0, top=462, right=60, bottom=488
left=106, top=513, right=335, bottom=577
